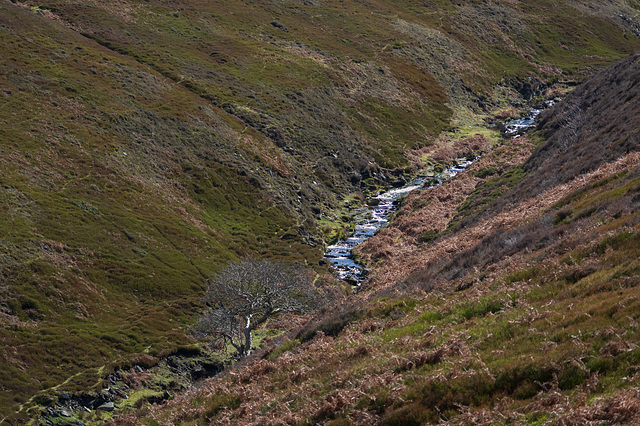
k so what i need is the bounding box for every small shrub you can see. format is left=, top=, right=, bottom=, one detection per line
left=172, top=344, right=203, bottom=357
left=130, top=354, right=159, bottom=369
left=474, top=166, right=499, bottom=179
left=554, top=208, right=573, bottom=225
left=203, top=393, right=242, bottom=420
left=562, top=265, right=597, bottom=284
left=72, top=200, right=100, bottom=215
left=8, top=299, right=25, bottom=321
left=558, top=363, right=588, bottom=390
left=297, top=309, right=363, bottom=343
left=32, top=395, right=55, bottom=406
left=131, top=247, right=148, bottom=256
left=494, top=363, right=556, bottom=399
left=380, top=405, right=426, bottom=426
left=587, top=357, right=615, bottom=374
left=325, top=418, right=351, bottom=426
left=418, top=229, right=439, bottom=243
left=458, top=298, right=504, bottom=320
left=355, top=393, right=389, bottom=415
left=597, top=231, right=640, bottom=254
left=20, top=297, right=41, bottom=311
left=419, top=311, right=442, bottom=323
left=370, top=299, right=418, bottom=318
left=394, top=347, right=447, bottom=372
left=505, top=266, right=541, bottom=284
left=384, top=373, right=494, bottom=424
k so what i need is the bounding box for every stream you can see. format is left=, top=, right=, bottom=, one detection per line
left=324, top=159, right=475, bottom=285
left=324, top=102, right=551, bottom=285
left=502, top=99, right=555, bottom=137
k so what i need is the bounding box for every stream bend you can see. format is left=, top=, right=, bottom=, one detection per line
left=324, top=159, right=475, bottom=285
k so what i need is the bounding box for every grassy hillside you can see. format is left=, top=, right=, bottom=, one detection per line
left=123, top=51, right=640, bottom=425
left=0, top=2, right=321, bottom=421
left=2, top=0, right=640, bottom=422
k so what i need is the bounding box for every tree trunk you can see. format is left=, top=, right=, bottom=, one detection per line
left=243, top=316, right=252, bottom=357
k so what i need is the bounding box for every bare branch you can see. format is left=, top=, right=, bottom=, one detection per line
left=194, top=259, right=324, bottom=357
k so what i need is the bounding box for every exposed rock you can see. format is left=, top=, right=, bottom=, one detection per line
left=390, top=178, right=406, bottom=188
left=55, top=392, right=70, bottom=401
left=97, top=402, right=115, bottom=411
left=270, top=21, right=289, bottom=32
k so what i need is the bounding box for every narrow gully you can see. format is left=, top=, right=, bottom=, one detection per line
left=324, top=158, right=476, bottom=286
left=325, top=102, right=550, bottom=286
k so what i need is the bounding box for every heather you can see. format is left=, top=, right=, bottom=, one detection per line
left=121, top=53, right=640, bottom=424
left=2, top=0, right=640, bottom=423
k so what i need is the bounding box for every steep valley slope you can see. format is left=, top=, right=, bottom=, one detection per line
left=2, top=0, right=640, bottom=423
left=124, top=50, right=640, bottom=425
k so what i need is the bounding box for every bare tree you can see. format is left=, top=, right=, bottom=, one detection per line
left=194, top=259, right=322, bottom=357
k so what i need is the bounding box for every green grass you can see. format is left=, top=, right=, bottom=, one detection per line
left=0, top=2, right=326, bottom=419
left=3, top=0, right=640, bottom=422
left=138, top=211, right=640, bottom=423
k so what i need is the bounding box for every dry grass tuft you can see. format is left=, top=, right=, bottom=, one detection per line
left=408, top=134, right=490, bottom=166
left=599, top=340, right=636, bottom=358
left=525, top=388, right=640, bottom=425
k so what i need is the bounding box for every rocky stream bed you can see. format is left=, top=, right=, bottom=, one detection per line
left=324, top=103, right=550, bottom=285
left=324, top=159, right=476, bottom=285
